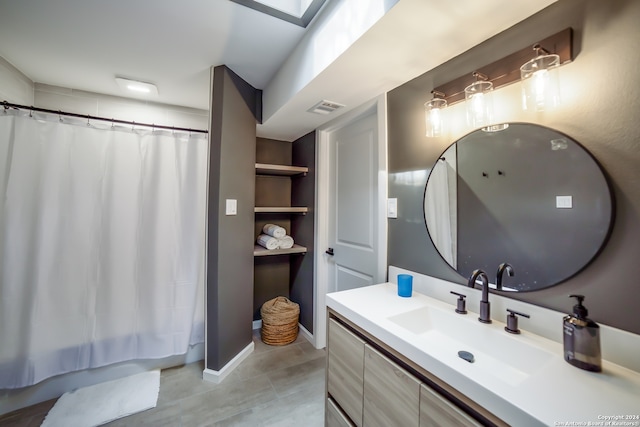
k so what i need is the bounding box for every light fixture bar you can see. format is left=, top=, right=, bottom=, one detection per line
left=433, top=28, right=572, bottom=106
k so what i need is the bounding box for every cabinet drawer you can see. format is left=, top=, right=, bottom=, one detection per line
left=326, top=397, right=356, bottom=427
left=420, top=383, right=482, bottom=427
left=363, top=344, right=421, bottom=427
left=327, top=318, right=365, bottom=427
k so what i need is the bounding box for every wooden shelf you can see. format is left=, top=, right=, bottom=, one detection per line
left=254, top=244, right=307, bottom=257
left=255, top=206, right=308, bottom=214
left=255, top=163, right=308, bottom=176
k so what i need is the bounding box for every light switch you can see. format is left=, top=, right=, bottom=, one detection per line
left=387, top=198, right=398, bottom=218
left=556, top=195, right=572, bottom=209
left=225, top=199, right=237, bottom=215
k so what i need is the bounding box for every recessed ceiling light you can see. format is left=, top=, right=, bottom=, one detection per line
left=115, top=77, right=158, bottom=96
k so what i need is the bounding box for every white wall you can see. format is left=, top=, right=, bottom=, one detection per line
left=34, top=83, right=208, bottom=131
left=263, top=0, right=399, bottom=122
left=0, top=53, right=208, bottom=131
left=0, top=56, right=34, bottom=105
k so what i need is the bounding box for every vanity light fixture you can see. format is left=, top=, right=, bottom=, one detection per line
left=464, top=72, right=494, bottom=129
left=424, top=90, right=447, bottom=137
left=429, top=28, right=573, bottom=122
left=520, top=44, right=561, bottom=112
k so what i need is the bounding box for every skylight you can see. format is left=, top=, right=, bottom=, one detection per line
left=230, top=0, right=326, bottom=27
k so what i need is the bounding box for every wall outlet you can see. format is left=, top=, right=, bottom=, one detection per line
left=225, top=199, right=237, bottom=215
left=387, top=198, right=398, bottom=218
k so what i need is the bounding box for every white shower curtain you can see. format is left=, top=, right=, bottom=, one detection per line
left=0, top=109, right=207, bottom=389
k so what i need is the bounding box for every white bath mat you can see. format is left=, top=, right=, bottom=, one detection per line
left=41, top=369, right=160, bottom=427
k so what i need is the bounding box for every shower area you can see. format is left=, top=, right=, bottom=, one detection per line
left=0, top=100, right=209, bottom=414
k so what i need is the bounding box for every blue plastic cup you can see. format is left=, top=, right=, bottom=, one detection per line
left=397, top=274, right=413, bottom=297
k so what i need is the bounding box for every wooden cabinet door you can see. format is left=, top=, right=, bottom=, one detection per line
left=363, top=344, right=420, bottom=427
left=326, top=397, right=356, bottom=427
left=419, top=383, right=482, bottom=427
left=327, top=318, right=365, bottom=426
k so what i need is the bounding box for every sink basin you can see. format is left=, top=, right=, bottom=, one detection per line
left=387, top=304, right=555, bottom=386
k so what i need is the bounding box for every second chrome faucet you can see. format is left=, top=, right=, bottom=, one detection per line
left=468, top=263, right=515, bottom=324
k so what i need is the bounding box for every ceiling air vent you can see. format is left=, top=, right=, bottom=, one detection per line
left=307, top=100, right=345, bottom=115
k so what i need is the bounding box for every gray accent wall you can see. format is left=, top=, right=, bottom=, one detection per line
left=387, top=0, right=640, bottom=335
left=207, top=65, right=259, bottom=370
left=291, top=131, right=316, bottom=333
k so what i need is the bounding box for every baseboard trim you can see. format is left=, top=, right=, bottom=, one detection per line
left=252, top=319, right=262, bottom=330
left=298, top=323, right=318, bottom=348
left=202, top=341, right=254, bottom=384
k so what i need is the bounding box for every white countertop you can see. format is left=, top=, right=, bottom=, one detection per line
left=327, top=282, right=640, bottom=427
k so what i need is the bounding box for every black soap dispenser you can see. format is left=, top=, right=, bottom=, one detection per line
left=563, top=294, right=601, bottom=372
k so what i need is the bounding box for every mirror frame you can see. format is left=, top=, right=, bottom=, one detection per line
left=423, top=122, right=615, bottom=292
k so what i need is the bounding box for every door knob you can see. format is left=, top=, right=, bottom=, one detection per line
left=325, top=248, right=334, bottom=256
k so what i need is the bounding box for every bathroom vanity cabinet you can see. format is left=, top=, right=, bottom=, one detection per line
left=363, top=344, right=421, bottom=427
left=327, top=318, right=365, bottom=425
left=327, top=280, right=640, bottom=426
left=326, top=315, right=493, bottom=427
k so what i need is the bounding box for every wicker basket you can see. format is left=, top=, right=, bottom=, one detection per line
left=260, top=296, right=300, bottom=346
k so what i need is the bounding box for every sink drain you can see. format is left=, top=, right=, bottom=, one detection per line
left=458, top=350, right=475, bottom=363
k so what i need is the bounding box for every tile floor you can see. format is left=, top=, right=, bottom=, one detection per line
left=0, top=330, right=326, bottom=427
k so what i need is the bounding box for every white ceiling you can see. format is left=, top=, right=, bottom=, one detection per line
left=0, top=0, right=557, bottom=141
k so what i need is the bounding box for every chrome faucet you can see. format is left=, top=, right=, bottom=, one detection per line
left=468, top=269, right=491, bottom=324
left=496, top=262, right=514, bottom=291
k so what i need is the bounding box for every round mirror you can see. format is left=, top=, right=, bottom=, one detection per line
left=424, top=123, right=614, bottom=291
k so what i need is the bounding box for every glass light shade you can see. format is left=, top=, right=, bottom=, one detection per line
left=424, top=98, right=447, bottom=137
left=465, top=80, right=494, bottom=129
left=520, top=54, right=560, bottom=112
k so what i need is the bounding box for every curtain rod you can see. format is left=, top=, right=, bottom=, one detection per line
left=2, top=100, right=209, bottom=134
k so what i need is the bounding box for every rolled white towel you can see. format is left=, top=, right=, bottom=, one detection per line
left=257, top=234, right=279, bottom=250
left=278, top=235, right=294, bottom=249
left=262, top=223, right=286, bottom=239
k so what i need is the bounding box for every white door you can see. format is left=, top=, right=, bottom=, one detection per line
left=327, top=111, right=380, bottom=293
left=314, top=97, right=387, bottom=349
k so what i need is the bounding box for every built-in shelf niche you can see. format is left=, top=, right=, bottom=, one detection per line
left=253, top=136, right=315, bottom=331
left=254, top=163, right=308, bottom=256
